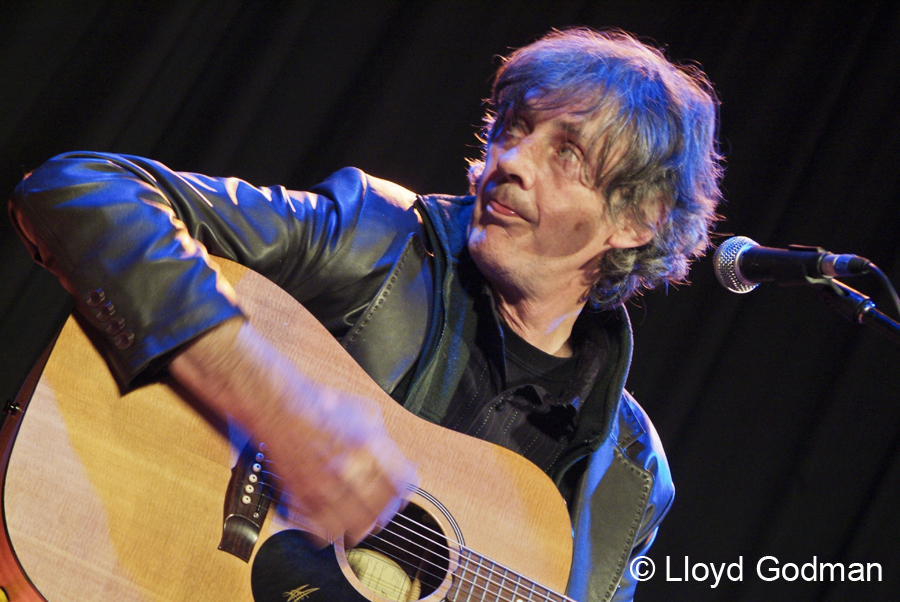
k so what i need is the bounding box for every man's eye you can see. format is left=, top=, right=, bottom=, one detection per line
left=558, top=143, right=581, bottom=161
left=505, top=116, right=525, bottom=134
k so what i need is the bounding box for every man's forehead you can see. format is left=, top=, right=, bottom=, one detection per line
left=522, top=103, right=611, bottom=139
left=519, top=102, right=624, bottom=178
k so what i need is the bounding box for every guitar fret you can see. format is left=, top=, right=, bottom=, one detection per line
left=497, top=565, right=509, bottom=602
left=536, top=581, right=566, bottom=602
left=539, top=582, right=558, bottom=601
left=478, top=556, right=495, bottom=602
left=511, top=572, right=522, bottom=602
left=449, top=548, right=472, bottom=601
left=467, top=554, right=484, bottom=602
left=449, top=545, right=577, bottom=602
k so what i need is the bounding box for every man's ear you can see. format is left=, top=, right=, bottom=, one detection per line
left=607, top=195, right=663, bottom=249
left=608, top=221, right=655, bottom=249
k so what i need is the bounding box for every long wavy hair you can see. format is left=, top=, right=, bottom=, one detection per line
left=469, top=28, right=723, bottom=308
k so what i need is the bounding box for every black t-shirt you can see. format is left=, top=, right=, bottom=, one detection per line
left=440, top=290, right=607, bottom=473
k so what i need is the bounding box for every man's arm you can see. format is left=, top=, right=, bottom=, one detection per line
left=10, top=151, right=418, bottom=383
left=9, top=151, right=417, bottom=544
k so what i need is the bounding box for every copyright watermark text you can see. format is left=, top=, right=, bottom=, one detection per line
left=629, top=556, right=882, bottom=588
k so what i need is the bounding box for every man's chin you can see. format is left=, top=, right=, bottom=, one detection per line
left=466, top=223, right=486, bottom=250
left=467, top=231, right=513, bottom=284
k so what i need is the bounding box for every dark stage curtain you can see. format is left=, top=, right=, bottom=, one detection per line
left=2, top=2, right=898, bottom=600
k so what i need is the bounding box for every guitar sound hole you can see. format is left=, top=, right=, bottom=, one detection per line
left=348, top=502, right=450, bottom=601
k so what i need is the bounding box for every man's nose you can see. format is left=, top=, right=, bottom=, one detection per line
left=496, top=137, right=536, bottom=190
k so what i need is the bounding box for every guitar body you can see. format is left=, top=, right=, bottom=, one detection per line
left=0, top=260, right=573, bottom=601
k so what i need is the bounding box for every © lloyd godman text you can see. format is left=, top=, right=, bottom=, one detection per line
left=665, top=556, right=882, bottom=588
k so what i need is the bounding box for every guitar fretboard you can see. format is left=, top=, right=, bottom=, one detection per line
left=448, top=547, right=575, bottom=602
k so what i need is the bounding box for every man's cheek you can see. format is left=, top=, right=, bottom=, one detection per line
left=538, top=221, right=596, bottom=258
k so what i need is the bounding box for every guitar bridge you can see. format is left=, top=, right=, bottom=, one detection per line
left=218, top=440, right=275, bottom=561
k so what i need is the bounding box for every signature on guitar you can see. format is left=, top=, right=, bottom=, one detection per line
left=283, top=585, right=320, bottom=601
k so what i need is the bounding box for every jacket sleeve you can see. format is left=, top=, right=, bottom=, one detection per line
left=9, top=151, right=419, bottom=385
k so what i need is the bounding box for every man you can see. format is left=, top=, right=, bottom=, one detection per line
left=9, top=28, right=721, bottom=601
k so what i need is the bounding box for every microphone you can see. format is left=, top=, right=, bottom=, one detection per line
left=713, top=236, right=871, bottom=293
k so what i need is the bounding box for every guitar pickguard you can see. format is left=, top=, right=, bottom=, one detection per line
left=252, top=531, right=361, bottom=602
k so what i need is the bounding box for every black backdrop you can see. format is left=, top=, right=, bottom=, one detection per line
left=2, top=2, right=899, bottom=600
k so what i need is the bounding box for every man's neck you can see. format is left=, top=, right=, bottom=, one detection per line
left=493, top=291, right=585, bottom=358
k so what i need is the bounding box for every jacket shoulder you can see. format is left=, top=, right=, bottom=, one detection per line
left=416, top=193, right=476, bottom=257
left=363, top=172, right=419, bottom=210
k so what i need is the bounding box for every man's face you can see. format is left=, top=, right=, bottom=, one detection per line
left=468, top=105, right=640, bottom=302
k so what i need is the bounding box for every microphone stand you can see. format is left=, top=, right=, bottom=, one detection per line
left=814, top=277, right=900, bottom=347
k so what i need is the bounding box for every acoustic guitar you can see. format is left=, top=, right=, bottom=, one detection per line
left=0, top=259, right=574, bottom=601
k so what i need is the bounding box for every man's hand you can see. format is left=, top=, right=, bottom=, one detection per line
left=169, top=317, right=416, bottom=546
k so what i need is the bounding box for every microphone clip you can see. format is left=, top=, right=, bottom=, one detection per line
left=818, top=278, right=900, bottom=347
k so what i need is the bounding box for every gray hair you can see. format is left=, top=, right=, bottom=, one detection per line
left=469, top=28, right=723, bottom=308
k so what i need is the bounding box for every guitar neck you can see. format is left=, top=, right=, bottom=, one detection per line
left=449, top=547, right=574, bottom=602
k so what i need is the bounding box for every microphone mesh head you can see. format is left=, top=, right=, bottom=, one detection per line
left=714, top=236, right=759, bottom=293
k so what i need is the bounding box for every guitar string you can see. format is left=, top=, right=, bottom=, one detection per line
left=243, top=468, right=471, bottom=598
left=360, top=529, right=561, bottom=602
left=358, top=529, right=466, bottom=595
left=384, top=515, right=571, bottom=602
left=249, top=465, right=573, bottom=602
left=257, top=467, right=469, bottom=554
left=374, top=512, right=545, bottom=600
left=255, top=486, right=520, bottom=602
left=263, top=472, right=571, bottom=602
left=345, top=513, right=467, bottom=588
left=366, top=521, right=566, bottom=602
left=253, top=478, right=570, bottom=602
left=257, top=462, right=492, bottom=560
left=256, top=477, right=469, bottom=578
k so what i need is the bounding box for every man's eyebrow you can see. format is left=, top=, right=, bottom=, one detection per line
left=555, top=119, right=590, bottom=144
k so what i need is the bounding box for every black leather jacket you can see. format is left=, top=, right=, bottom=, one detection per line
left=10, top=152, right=674, bottom=602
